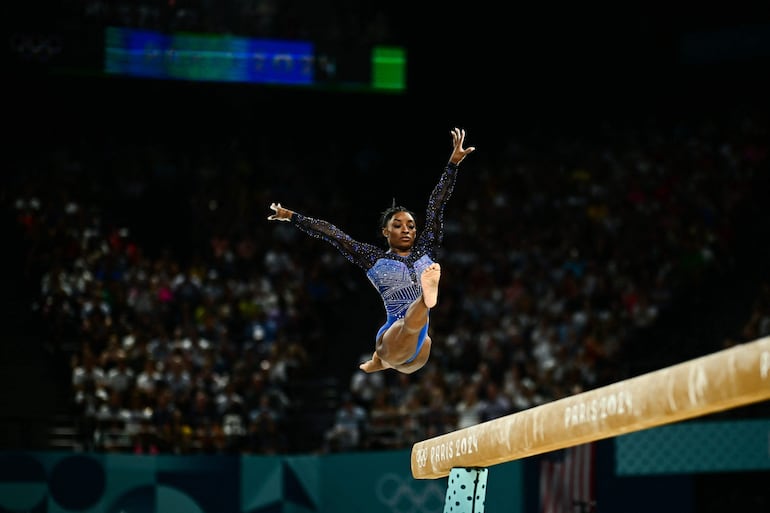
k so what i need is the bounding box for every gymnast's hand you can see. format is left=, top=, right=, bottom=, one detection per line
left=448, top=127, right=476, bottom=165
left=267, top=202, right=293, bottom=221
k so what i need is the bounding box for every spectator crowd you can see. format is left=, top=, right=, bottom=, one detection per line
left=6, top=88, right=769, bottom=455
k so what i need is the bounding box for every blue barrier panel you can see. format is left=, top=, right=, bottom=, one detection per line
left=0, top=450, right=523, bottom=513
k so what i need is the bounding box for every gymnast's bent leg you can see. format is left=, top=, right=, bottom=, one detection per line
left=359, top=264, right=440, bottom=373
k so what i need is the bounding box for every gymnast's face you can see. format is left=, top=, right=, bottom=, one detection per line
left=383, top=211, right=416, bottom=255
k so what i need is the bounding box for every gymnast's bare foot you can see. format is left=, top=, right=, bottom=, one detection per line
left=421, top=263, right=441, bottom=308
left=359, top=351, right=393, bottom=373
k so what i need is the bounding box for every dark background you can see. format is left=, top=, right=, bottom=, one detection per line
left=3, top=3, right=770, bottom=510
left=5, top=0, right=770, bottom=412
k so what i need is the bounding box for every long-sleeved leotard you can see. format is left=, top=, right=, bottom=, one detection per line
left=289, top=162, right=460, bottom=362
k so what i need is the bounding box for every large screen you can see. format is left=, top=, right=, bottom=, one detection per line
left=104, top=27, right=406, bottom=93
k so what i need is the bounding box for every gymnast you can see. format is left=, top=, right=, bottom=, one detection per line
left=267, top=127, right=475, bottom=374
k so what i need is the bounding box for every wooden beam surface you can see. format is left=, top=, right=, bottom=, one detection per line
left=411, top=336, right=770, bottom=479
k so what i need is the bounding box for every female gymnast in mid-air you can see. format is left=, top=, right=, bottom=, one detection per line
left=267, top=127, right=475, bottom=374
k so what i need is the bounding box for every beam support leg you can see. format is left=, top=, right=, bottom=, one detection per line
left=443, top=467, right=488, bottom=513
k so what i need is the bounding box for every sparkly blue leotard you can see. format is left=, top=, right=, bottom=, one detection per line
left=290, top=162, right=460, bottom=364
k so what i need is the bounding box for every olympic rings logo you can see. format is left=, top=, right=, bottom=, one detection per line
left=9, top=32, right=63, bottom=63
left=375, top=473, right=445, bottom=513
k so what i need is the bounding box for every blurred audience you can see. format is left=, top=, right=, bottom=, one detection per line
left=5, top=99, right=769, bottom=454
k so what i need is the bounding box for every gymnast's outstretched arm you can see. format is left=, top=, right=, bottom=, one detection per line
left=267, top=203, right=380, bottom=271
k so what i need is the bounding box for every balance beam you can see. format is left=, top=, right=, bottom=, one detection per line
left=412, top=336, right=770, bottom=479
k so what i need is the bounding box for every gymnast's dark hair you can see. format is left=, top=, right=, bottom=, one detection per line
left=379, top=198, right=415, bottom=229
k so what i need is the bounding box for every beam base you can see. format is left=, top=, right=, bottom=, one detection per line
left=444, top=467, right=488, bottom=513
